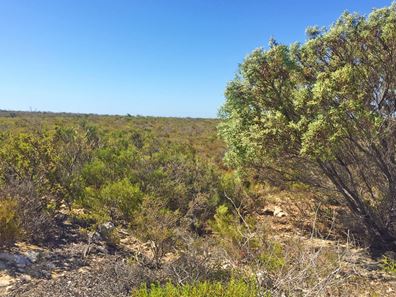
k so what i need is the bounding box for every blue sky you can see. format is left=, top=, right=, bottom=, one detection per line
left=0, top=0, right=391, bottom=117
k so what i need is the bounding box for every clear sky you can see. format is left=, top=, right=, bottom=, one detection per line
left=0, top=0, right=391, bottom=118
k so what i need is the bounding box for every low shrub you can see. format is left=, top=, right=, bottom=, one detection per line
left=132, top=279, right=262, bottom=297
left=78, top=180, right=143, bottom=226
left=1, top=182, right=57, bottom=243
left=209, top=204, right=265, bottom=264
left=258, top=242, right=285, bottom=272
left=133, top=196, right=180, bottom=266
left=209, top=205, right=245, bottom=260
left=0, top=198, right=22, bottom=246
left=380, top=256, right=396, bottom=274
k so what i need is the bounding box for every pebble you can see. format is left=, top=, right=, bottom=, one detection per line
left=20, top=274, right=32, bottom=282
left=24, top=251, right=40, bottom=263
left=46, top=262, right=56, bottom=269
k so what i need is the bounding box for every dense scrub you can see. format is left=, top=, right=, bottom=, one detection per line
left=0, top=115, right=226, bottom=246
left=0, top=112, right=351, bottom=296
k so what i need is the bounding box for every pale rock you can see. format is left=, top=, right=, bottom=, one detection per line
left=273, top=206, right=288, bottom=217
left=98, top=222, right=115, bottom=238
left=261, top=206, right=288, bottom=217
left=20, top=274, right=32, bottom=282
left=0, top=275, right=13, bottom=288
left=24, top=250, right=40, bottom=263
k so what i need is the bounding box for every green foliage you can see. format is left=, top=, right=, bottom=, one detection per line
left=380, top=256, right=396, bottom=274
left=133, top=196, right=180, bottom=263
left=101, top=179, right=142, bottom=217
left=219, top=3, right=396, bottom=244
left=84, top=178, right=143, bottom=221
left=0, top=126, right=96, bottom=209
left=51, top=125, right=98, bottom=207
left=0, top=112, right=227, bottom=244
left=209, top=202, right=288, bottom=275
left=210, top=205, right=243, bottom=247
left=77, top=128, right=224, bottom=230
left=132, top=279, right=261, bottom=297
left=0, top=198, right=22, bottom=246
left=258, top=242, right=285, bottom=271
left=209, top=204, right=265, bottom=263
left=220, top=171, right=257, bottom=211
left=0, top=132, right=56, bottom=192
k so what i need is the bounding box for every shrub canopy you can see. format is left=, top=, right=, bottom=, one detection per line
left=219, top=4, right=396, bottom=247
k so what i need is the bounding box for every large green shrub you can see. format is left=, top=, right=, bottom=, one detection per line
left=219, top=4, right=396, bottom=247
